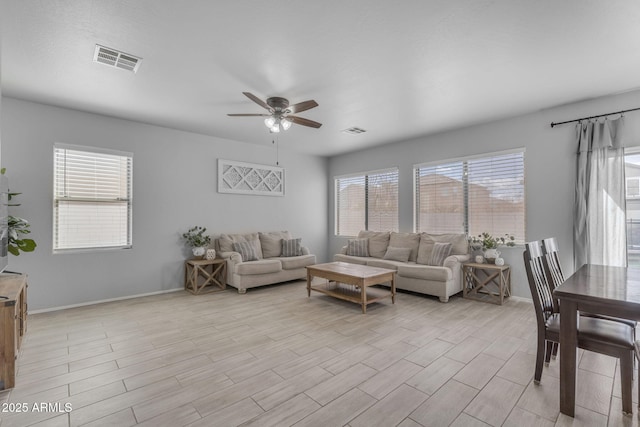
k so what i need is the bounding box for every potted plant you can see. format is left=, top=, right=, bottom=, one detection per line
left=182, top=226, right=211, bottom=258
left=469, top=232, right=515, bottom=263
left=2, top=169, right=36, bottom=256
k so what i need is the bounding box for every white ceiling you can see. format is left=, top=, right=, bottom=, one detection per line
left=2, top=1, right=640, bottom=157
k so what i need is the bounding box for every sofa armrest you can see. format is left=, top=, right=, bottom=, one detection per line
left=443, top=254, right=471, bottom=270
left=218, top=251, right=242, bottom=264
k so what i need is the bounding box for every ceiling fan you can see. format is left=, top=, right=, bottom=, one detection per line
left=228, top=92, right=322, bottom=133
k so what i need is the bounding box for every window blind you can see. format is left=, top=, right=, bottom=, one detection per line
left=335, top=168, right=399, bottom=236
left=414, top=150, right=525, bottom=243
left=414, top=161, right=465, bottom=234
left=53, top=145, right=133, bottom=251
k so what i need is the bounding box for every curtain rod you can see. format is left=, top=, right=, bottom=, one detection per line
left=550, top=106, right=640, bottom=128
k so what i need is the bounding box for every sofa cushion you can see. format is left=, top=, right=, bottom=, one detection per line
left=383, top=246, right=412, bottom=262
left=334, top=253, right=368, bottom=265
left=389, top=232, right=420, bottom=262
left=417, top=233, right=468, bottom=265
left=281, top=238, right=303, bottom=256
left=398, top=264, right=452, bottom=281
left=235, top=259, right=282, bottom=275
left=219, top=233, right=263, bottom=259
left=279, top=254, right=316, bottom=270
left=233, top=241, right=259, bottom=262
left=347, top=238, right=369, bottom=257
left=429, top=242, right=452, bottom=266
left=358, top=231, right=390, bottom=258
left=259, top=231, right=292, bottom=258
left=366, top=259, right=402, bottom=271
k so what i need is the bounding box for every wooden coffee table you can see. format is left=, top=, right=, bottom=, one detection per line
left=306, top=262, right=396, bottom=313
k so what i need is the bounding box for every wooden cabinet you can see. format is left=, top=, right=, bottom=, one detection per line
left=0, top=274, right=27, bottom=390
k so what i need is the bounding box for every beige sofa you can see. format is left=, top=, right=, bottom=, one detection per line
left=215, top=231, right=316, bottom=293
left=334, top=231, right=470, bottom=302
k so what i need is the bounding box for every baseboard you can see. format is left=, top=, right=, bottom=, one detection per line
left=30, top=287, right=184, bottom=314
left=509, top=295, right=532, bottom=303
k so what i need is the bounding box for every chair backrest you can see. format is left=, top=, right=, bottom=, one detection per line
left=523, top=240, right=555, bottom=326
left=541, top=237, right=565, bottom=289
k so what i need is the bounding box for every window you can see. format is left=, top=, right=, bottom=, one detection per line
left=335, top=168, right=399, bottom=236
left=626, top=177, right=640, bottom=199
left=624, top=151, right=640, bottom=266
left=53, top=144, right=133, bottom=252
left=414, top=149, right=525, bottom=243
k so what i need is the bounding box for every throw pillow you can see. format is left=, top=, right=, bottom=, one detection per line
left=429, top=242, right=452, bottom=266
left=383, top=246, right=412, bottom=262
left=357, top=230, right=390, bottom=258
left=219, top=233, right=263, bottom=259
left=347, top=238, right=369, bottom=257
left=259, top=231, right=292, bottom=258
left=389, top=232, right=420, bottom=262
left=281, top=238, right=303, bottom=257
left=232, top=241, right=258, bottom=262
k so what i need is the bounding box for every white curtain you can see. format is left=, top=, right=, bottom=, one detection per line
left=574, top=117, right=627, bottom=268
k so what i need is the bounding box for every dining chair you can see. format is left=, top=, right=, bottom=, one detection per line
left=524, top=240, right=635, bottom=413
left=541, top=237, right=637, bottom=334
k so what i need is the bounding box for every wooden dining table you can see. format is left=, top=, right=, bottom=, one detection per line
left=553, top=264, right=640, bottom=417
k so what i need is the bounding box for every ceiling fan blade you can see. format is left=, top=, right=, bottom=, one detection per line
left=288, top=100, right=318, bottom=114
left=287, top=115, right=322, bottom=128
left=227, top=113, right=271, bottom=117
left=242, top=92, right=271, bottom=111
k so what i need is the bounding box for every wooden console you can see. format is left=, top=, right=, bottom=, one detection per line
left=0, top=273, right=27, bottom=390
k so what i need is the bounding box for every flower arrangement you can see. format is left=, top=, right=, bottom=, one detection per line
left=469, top=232, right=516, bottom=251
left=181, top=226, right=211, bottom=248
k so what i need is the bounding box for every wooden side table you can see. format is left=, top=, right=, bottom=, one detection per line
left=185, top=259, right=226, bottom=294
left=461, top=262, right=511, bottom=305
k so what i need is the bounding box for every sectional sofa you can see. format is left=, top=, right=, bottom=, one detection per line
left=334, top=231, right=470, bottom=302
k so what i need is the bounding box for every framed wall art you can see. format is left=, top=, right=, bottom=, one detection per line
left=218, top=159, right=285, bottom=196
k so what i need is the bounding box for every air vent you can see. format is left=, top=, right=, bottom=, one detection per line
left=93, top=45, right=142, bottom=73
left=342, top=127, right=367, bottom=134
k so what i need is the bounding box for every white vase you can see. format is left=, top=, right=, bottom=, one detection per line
left=192, top=247, right=206, bottom=257
left=495, top=257, right=505, bottom=266
left=483, top=249, right=500, bottom=264
left=475, top=255, right=484, bottom=264
left=205, top=249, right=216, bottom=260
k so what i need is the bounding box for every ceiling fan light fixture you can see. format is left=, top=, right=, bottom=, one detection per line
left=281, top=118, right=292, bottom=130
left=264, top=117, right=276, bottom=128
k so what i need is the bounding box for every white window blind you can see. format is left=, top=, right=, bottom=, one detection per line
left=335, top=168, right=399, bottom=236
left=415, top=150, right=525, bottom=244
left=414, top=161, right=465, bottom=234
left=53, top=145, right=133, bottom=251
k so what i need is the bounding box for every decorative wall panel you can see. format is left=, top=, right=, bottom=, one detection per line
left=218, top=159, right=284, bottom=196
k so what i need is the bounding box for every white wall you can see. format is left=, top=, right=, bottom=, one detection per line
left=328, top=89, right=640, bottom=299
left=1, top=97, right=328, bottom=310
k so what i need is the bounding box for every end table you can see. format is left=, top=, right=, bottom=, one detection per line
left=185, top=259, right=226, bottom=294
left=461, top=262, right=511, bottom=305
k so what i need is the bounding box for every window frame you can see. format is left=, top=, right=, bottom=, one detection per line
left=334, top=167, right=399, bottom=237
left=53, top=143, right=133, bottom=253
left=413, top=148, right=526, bottom=244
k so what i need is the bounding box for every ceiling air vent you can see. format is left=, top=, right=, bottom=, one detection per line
left=342, top=127, right=367, bottom=135
left=93, top=45, right=142, bottom=73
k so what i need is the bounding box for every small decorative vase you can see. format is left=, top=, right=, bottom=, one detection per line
left=192, top=247, right=206, bottom=258
left=495, top=257, right=505, bottom=266
left=483, top=249, right=500, bottom=264
left=205, top=249, right=216, bottom=260
left=475, top=255, right=484, bottom=264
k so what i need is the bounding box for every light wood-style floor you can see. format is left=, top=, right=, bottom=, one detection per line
left=1, top=281, right=637, bottom=427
